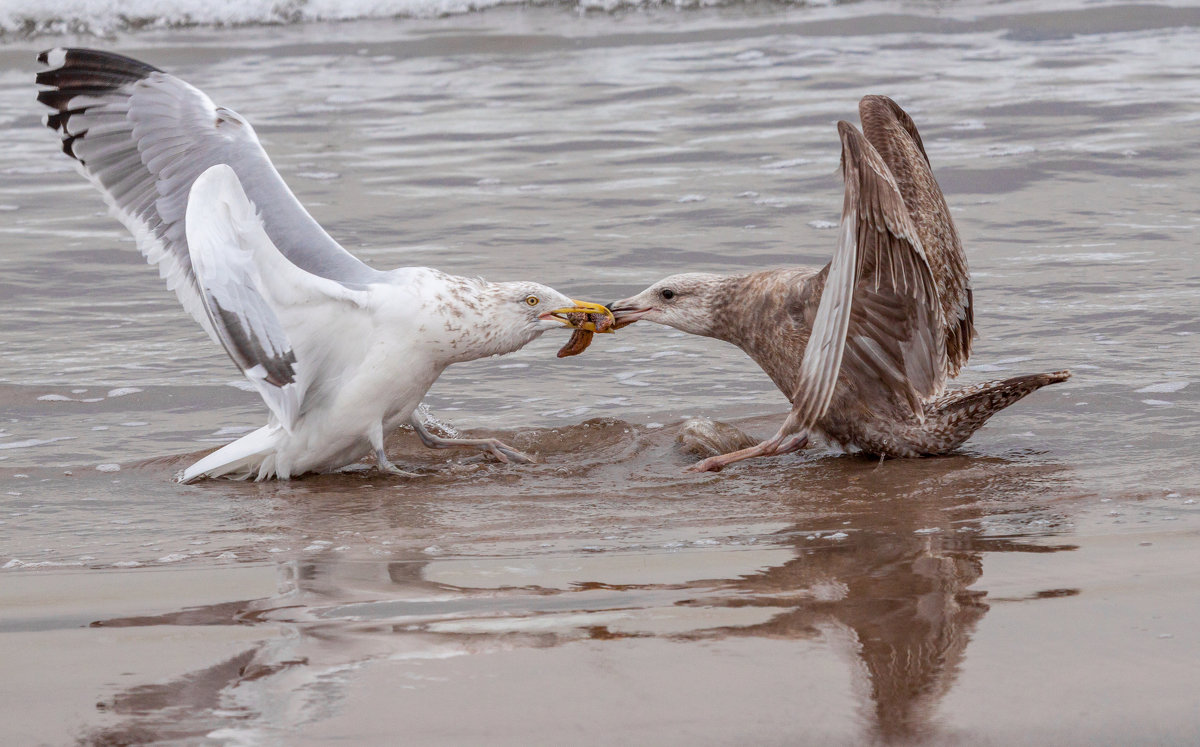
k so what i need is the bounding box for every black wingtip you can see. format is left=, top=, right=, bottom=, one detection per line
left=35, top=48, right=165, bottom=128
left=35, top=48, right=163, bottom=80
left=37, top=88, right=75, bottom=110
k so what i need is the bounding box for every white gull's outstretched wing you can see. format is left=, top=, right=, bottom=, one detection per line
left=35, top=47, right=381, bottom=343
left=186, top=165, right=370, bottom=430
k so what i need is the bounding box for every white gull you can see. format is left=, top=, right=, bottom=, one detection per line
left=36, top=48, right=607, bottom=481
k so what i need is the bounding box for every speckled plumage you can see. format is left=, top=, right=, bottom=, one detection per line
left=612, top=96, right=1069, bottom=470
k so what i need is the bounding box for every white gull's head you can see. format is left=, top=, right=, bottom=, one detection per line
left=426, top=274, right=608, bottom=362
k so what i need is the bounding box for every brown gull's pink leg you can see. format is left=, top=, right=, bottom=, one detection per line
left=686, top=431, right=809, bottom=473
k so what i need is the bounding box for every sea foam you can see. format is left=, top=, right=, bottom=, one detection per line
left=2, top=0, right=498, bottom=36
left=3, top=0, right=761, bottom=36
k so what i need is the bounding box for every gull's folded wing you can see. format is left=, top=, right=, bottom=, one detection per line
left=35, top=48, right=380, bottom=343
left=789, top=121, right=945, bottom=431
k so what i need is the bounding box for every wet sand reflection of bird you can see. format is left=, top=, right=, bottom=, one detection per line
left=81, top=445, right=1080, bottom=744
left=610, top=96, right=1069, bottom=472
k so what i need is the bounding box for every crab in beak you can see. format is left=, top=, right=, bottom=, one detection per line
left=541, top=300, right=617, bottom=333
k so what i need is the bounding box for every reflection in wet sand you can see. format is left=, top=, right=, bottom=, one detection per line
left=687, top=531, right=1075, bottom=742
left=89, top=650, right=260, bottom=746
left=82, top=443, right=1078, bottom=743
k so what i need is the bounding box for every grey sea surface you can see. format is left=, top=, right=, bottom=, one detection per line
left=2, top=1, right=1199, bottom=743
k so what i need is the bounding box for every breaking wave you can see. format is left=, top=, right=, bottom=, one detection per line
left=2, top=0, right=826, bottom=38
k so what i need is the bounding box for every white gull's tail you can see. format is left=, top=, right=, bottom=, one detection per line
left=179, top=425, right=283, bottom=483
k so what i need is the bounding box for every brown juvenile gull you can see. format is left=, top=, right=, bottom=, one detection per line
left=35, top=48, right=612, bottom=481
left=609, top=96, right=1069, bottom=472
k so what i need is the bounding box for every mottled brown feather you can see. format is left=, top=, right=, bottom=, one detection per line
left=824, top=121, right=944, bottom=424
left=858, top=95, right=974, bottom=376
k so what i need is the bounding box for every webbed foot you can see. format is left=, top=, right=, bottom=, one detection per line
left=410, top=413, right=536, bottom=465
left=476, top=438, right=536, bottom=465
left=375, top=449, right=423, bottom=478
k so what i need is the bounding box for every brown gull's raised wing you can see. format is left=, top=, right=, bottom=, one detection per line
left=859, top=95, right=974, bottom=375
left=787, top=119, right=946, bottom=433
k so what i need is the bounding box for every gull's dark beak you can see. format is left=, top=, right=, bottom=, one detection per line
left=606, top=298, right=651, bottom=326
left=542, top=300, right=617, bottom=332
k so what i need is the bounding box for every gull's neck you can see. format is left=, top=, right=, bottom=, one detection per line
left=707, top=268, right=821, bottom=398
left=706, top=272, right=773, bottom=345
left=422, top=271, right=539, bottom=365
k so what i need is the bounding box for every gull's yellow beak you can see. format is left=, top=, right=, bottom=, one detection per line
left=546, top=300, right=617, bottom=333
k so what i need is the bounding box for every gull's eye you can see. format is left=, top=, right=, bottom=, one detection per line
left=660, top=288, right=676, bottom=301
left=525, top=295, right=540, bottom=307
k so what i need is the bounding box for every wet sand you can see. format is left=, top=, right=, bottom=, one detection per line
left=2, top=0, right=1200, bottom=743
left=3, top=416, right=1198, bottom=743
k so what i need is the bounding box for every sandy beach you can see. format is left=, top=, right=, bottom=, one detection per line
left=2, top=0, right=1199, bottom=743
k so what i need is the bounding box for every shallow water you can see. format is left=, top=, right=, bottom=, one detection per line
left=2, top=1, right=1199, bottom=743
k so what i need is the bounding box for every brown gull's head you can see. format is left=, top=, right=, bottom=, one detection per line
left=607, top=272, right=725, bottom=337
